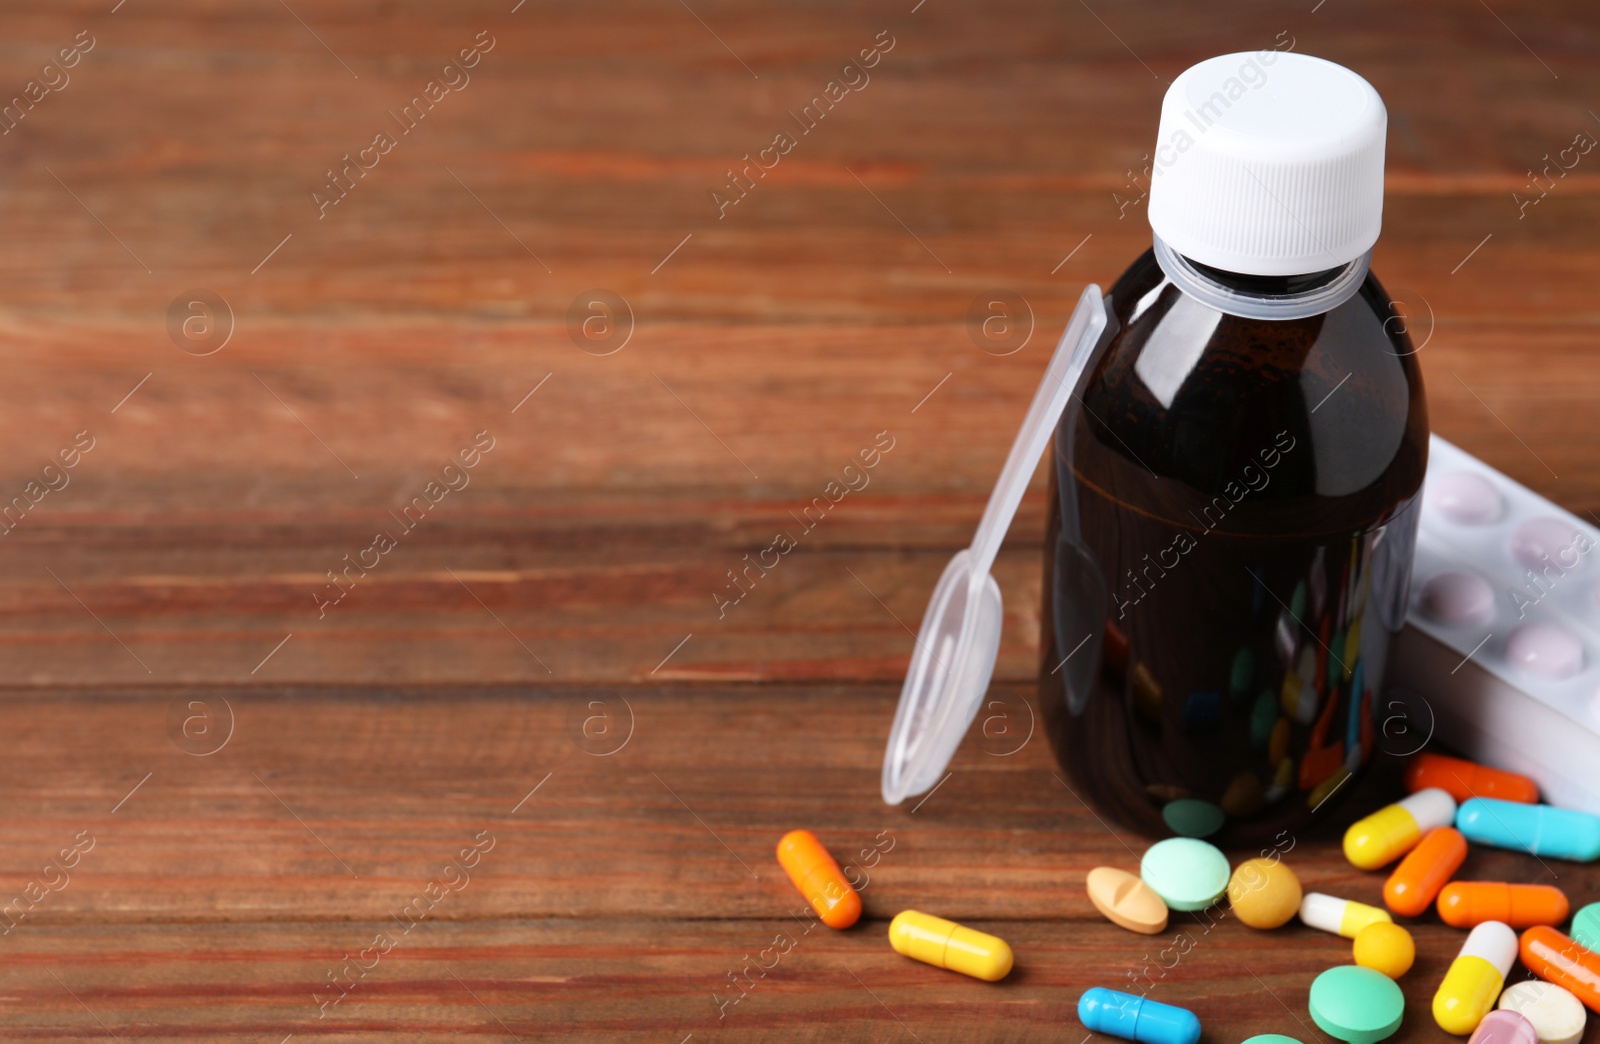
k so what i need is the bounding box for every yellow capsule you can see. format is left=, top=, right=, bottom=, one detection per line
left=1343, top=788, right=1456, bottom=869
left=1433, top=921, right=1517, bottom=1035
left=888, top=910, right=1012, bottom=981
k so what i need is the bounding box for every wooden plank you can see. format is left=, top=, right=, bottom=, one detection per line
left=0, top=685, right=1591, bottom=1040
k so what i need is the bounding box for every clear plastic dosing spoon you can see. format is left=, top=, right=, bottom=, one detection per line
left=881, top=284, right=1112, bottom=806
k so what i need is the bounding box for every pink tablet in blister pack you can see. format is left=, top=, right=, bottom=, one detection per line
left=1389, top=436, right=1600, bottom=814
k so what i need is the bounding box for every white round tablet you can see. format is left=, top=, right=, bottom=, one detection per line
left=1498, top=979, right=1586, bottom=1044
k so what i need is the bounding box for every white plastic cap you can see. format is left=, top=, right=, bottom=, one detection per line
left=1460, top=921, right=1518, bottom=977
left=1148, top=51, right=1387, bottom=276
left=1399, top=788, right=1458, bottom=832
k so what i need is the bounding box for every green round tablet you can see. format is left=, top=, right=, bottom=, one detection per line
left=1308, top=965, right=1404, bottom=1044
left=1572, top=901, right=1600, bottom=952
left=1241, top=1037, right=1304, bottom=1044
left=1139, top=837, right=1229, bottom=911
left=1162, top=798, right=1226, bottom=838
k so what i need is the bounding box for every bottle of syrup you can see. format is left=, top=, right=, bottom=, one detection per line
left=1040, top=51, right=1428, bottom=845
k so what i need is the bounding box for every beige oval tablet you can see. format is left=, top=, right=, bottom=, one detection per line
left=1086, top=866, right=1169, bottom=935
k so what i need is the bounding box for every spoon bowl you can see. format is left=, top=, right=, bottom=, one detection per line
left=882, top=550, right=1003, bottom=805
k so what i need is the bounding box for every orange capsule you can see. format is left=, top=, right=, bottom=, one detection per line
left=1519, top=926, right=1600, bottom=1013
left=1403, top=753, right=1538, bottom=804
left=776, top=830, right=861, bottom=929
left=1438, top=882, right=1570, bottom=929
left=1383, top=826, right=1467, bottom=917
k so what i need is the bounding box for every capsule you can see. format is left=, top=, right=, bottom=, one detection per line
left=1383, top=826, right=1468, bottom=917
left=888, top=910, right=1012, bottom=981
left=776, top=830, right=860, bottom=929
left=1299, top=891, right=1393, bottom=939
left=1456, top=799, right=1600, bottom=862
left=1436, top=882, right=1569, bottom=929
left=1404, top=752, right=1538, bottom=804
left=1433, top=921, right=1517, bottom=1035
left=1518, top=926, right=1600, bottom=1014
left=1078, top=987, right=1201, bottom=1044
left=1344, top=788, right=1457, bottom=869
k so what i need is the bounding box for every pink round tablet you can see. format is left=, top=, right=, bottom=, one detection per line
left=1429, top=470, right=1503, bottom=525
left=1420, top=570, right=1495, bottom=625
left=1511, top=517, right=1588, bottom=571
left=1506, top=621, right=1584, bottom=679
left=1469, top=1009, right=1539, bottom=1044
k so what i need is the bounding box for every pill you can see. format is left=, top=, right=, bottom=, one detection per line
left=1470, top=1010, right=1540, bottom=1044
left=1222, top=771, right=1266, bottom=817
left=775, top=830, right=861, bottom=929
left=1456, top=799, right=1600, bottom=862
left=1404, top=753, right=1539, bottom=804
left=1497, top=980, right=1586, bottom=1044
left=1270, top=717, right=1292, bottom=764
left=1434, top=921, right=1518, bottom=1035
left=1308, top=765, right=1352, bottom=809
left=1421, top=571, right=1496, bottom=626
left=1251, top=692, right=1278, bottom=748
left=1309, top=964, right=1405, bottom=1044
left=1227, top=857, right=1302, bottom=929
left=1087, top=866, right=1168, bottom=935
left=1437, top=883, right=1570, bottom=929
left=1518, top=926, right=1600, bottom=1014
left=1384, top=826, right=1467, bottom=917
left=1431, top=470, right=1504, bottom=525
left=1506, top=623, right=1584, bottom=680
left=1300, top=892, right=1393, bottom=939
left=1571, top=902, right=1600, bottom=951
left=1231, top=647, right=1254, bottom=701
left=1078, top=987, right=1201, bottom=1044
left=1241, top=1037, right=1305, bottom=1044
left=1354, top=921, right=1415, bottom=979
left=1140, top=838, right=1229, bottom=912
left=1343, top=788, right=1456, bottom=869
left=1161, top=798, right=1225, bottom=838
left=1511, top=518, right=1585, bottom=572
left=887, top=910, right=1012, bottom=981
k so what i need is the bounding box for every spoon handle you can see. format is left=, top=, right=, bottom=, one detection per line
left=966, top=284, right=1108, bottom=580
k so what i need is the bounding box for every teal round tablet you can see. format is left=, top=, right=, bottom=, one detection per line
left=1162, top=798, right=1226, bottom=838
left=1241, top=1037, right=1304, bottom=1044
left=1572, top=901, right=1600, bottom=952
left=1309, top=965, right=1404, bottom=1044
left=1139, top=837, right=1230, bottom=911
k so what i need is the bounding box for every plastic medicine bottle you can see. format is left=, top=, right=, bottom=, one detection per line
left=1039, top=51, right=1428, bottom=844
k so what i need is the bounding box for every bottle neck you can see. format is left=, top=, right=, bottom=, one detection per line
left=1186, top=258, right=1348, bottom=296
left=1150, top=234, right=1370, bottom=321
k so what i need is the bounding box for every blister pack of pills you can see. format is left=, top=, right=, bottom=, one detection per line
left=1389, top=435, right=1600, bottom=814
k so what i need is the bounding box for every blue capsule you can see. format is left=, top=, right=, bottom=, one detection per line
left=1456, top=797, right=1600, bottom=862
left=1079, top=987, right=1201, bottom=1044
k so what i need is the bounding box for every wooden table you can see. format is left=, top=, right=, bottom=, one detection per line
left=1, top=0, right=1597, bottom=1039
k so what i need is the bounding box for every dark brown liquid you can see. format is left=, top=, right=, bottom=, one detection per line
left=1040, top=249, right=1427, bottom=845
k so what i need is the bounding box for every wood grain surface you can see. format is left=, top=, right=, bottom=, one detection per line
left=0, top=0, right=1597, bottom=1039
